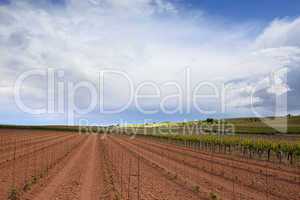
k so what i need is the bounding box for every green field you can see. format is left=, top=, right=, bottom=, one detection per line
left=124, top=115, right=300, bottom=135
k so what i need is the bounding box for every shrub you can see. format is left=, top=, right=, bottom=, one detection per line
left=8, top=187, right=19, bottom=200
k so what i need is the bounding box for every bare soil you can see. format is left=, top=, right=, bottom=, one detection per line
left=1, top=129, right=299, bottom=200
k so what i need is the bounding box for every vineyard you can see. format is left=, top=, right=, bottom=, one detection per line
left=139, top=133, right=300, bottom=166
left=0, top=127, right=299, bottom=200
left=0, top=128, right=87, bottom=200
left=116, top=122, right=300, bottom=166
left=103, top=134, right=300, bottom=200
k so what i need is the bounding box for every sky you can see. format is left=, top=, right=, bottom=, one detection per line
left=0, top=0, right=300, bottom=125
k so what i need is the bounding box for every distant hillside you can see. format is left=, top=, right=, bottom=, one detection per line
left=124, top=115, right=300, bottom=135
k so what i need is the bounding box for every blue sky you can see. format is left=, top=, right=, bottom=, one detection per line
left=180, top=0, right=300, bottom=21
left=2, top=0, right=300, bottom=20
left=0, top=0, right=300, bottom=125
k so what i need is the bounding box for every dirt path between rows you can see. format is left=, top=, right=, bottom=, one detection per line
left=80, top=135, right=97, bottom=200
left=112, top=136, right=272, bottom=200
left=132, top=136, right=300, bottom=199
left=31, top=135, right=101, bottom=200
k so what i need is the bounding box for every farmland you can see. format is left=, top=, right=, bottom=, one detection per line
left=0, top=123, right=299, bottom=200
left=124, top=115, right=300, bottom=135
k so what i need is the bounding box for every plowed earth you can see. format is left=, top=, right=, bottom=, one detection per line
left=1, top=129, right=299, bottom=200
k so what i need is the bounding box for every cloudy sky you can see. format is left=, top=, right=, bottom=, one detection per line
left=0, top=0, right=300, bottom=125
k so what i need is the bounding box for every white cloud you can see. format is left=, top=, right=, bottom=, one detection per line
left=255, top=17, right=300, bottom=49
left=0, top=0, right=300, bottom=123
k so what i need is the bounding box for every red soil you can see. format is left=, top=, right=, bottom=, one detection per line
left=1, top=129, right=299, bottom=200
left=109, top=135, right=300, bottom=200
